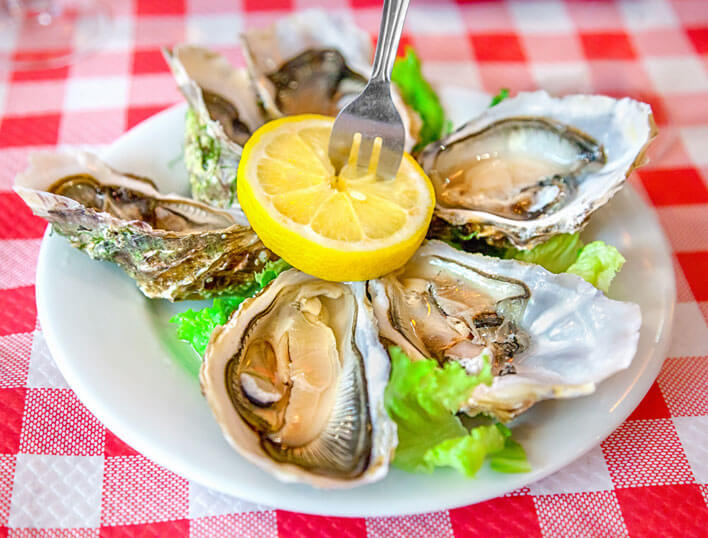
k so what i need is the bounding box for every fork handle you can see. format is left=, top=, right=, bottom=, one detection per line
left=370, top=0, right=410, bottom=82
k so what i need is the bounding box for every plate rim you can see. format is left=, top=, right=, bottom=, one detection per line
left=34, top=101, right=676, bottom=517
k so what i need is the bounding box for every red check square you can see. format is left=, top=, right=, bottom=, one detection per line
left=100, top=520, right=189, bottom=537
left=616, top=485, right=708, bottom=537
left=639, top=168, right=708, bottom=206
left=470, top=33, right=526, bottom=62
left=677, top=251, right=708, bottom=301
left=686, top=27, right=708, bottom=54
left=535, top=491, right=626, bottom=537
left=11, top=63, right=69, bottom=82
left=626, top=382, right=671, bottom=421
left=126, top=105, right=171, bottom=130
left=0, top=388, right=25, bottom=453
left=190, top=513, right=277, bottom=538
left=580, top=32, right=636, bottom=60
left=658, top=356, right=708, bottom=417
left=0, top=332, right=32, bottom=388
left=0, top=287, right=36, bottom=337
left=243, top=0, right=293, bottom=10
left=132, top=49, right=171, bottom=75
left=602, top=419, right=694, bottom=488
left=276, top=512, right=366, bottom=538
left=0, top=455, right=15, bottom=526
left=104, top=430, right=139, bottom=458
left=135, top=0, right=185, bottom=16
left=0, top=193, right=48, bottom=240
left=101, top=456, right=188, bottom=526
left=19, top=388, right=105, bottom=456
left=450, top=494, right=541, bottom=537
left=0, top=114, right=61, bottom=147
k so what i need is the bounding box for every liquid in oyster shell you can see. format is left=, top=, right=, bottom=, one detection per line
left=421, top=91, right=657, bottom=249
left=369, top=241, right=642, bottom=422
left=202, top=270, right=396, bottom=488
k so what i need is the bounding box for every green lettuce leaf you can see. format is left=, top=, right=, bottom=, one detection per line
left=505, top=233, right=585, bottom=274
left=423, top=425, right=505, bottom=477
left=490, top=437, right=532, bottom=473
left=504, top=234, right=625, bottom=292
left=384, top=347, right=528, bottom=476
left=392, top=47, right=446, bottom=152
left=489, top=88, right=510, bottom=107
left=566, top=241, right=625, bottom=293
left=170, top=259, right=290, bottom=355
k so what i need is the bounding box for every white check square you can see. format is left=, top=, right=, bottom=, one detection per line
left=644, top=57, right=708, bottom=94
left=406, top=5, right=465, bottom=35
left=188, top=481, right=269, bottom=518
left=509, top=0, right=573, bottom=34
left=674, top=416, right=708, bottom=483
left=618, top=0, right=679, bottom=30
left=186, top=14, right=244, bottom=46
left=529, top=445, right=613, bottom=495
left=366, top=511, right=455, bottom=538
left=665, top=302, right=708, bottom=358
left=27, top=330, right=69, bottom=389
left=680, top=126, right=708, bottom=167
left=64, top=77, right=129, bottom=112
left=8, top=454, right=103, bottom=528
left=0, top=240, right=41, bottom=290
left=531, top=62, right=592, bottom=94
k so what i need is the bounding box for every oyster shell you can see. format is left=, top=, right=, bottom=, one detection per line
left=241, top=9, right=420, bottom=150
left=369, top=240, right=641, bottom=421
left=163, top=45, right=265, bottom=207
left=14, top=151, right=273, bottom=301
left=202, top=269, right=396, bottom=488
left=421, top=91, right=657, bottom=249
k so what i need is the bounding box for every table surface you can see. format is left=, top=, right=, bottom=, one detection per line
left=1, top=0, right=707, bottom=536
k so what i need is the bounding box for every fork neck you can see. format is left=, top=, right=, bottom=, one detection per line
left=370, top=0, right=410, bottom=82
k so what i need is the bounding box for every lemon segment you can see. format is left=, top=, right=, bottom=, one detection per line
left=237, top=114, right=435, bottom=281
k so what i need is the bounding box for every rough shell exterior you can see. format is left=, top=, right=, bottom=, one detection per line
left=369, top=240, right=642, bottom=422
left=163, top=45, right=264, bottom=208
left=14, top=151, right=274, bottom=301
left=201, top=269, right=397, bottom=488
left=421, top=91, right=657, bottom=249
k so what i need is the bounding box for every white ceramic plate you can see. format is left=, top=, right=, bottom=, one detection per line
left=35, top=89, right=675, bottom=517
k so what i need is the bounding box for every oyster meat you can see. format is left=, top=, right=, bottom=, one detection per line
left=163, top=45, right=265, bottom=207
left=421, top=91, right=656, bottom=248
left=369, top=241, right=641, bottom=421
left=241, top=9, right=420, bottom=150
left=241, top=10, right=372, bottom=119
left=14, top=151, right=274, bottom=301
left=202, top=269, right=396, bottom=488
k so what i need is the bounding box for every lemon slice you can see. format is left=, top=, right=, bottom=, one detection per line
left=237, top=114, right=435, bottom=281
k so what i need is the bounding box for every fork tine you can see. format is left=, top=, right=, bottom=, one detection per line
left=355, top=136, right=376, bottom=174
left=375, top=140, right=403, bottom=180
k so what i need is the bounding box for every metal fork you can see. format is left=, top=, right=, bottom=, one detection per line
left=328, top=0, right=410, bottom=180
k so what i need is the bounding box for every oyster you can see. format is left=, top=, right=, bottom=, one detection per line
left=202, top=269, right=396, bottom=488
left=14, top=151, right=274, bottom=301
left=421, top=91, right=657, bottom=249
left=241, top=9, right=420, bottom=150
left=163, top=45, right=265, bottom=207
left=369, top=241, right=641, bottom=421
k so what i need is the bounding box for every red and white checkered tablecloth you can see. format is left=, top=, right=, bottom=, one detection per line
left=0, top=0, right=707, bottom=535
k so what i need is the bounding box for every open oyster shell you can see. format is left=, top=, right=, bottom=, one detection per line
left=421, top=91, right=657, bottom=249
left=14, top=151, right=273, bottom=301
left=202, top=269, right=396, bottom=488
left=369, top=240, right=641, bottom=422
left=163, top=45, right=265, bottom=207
left=241, top=9, right=420, bottom=151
